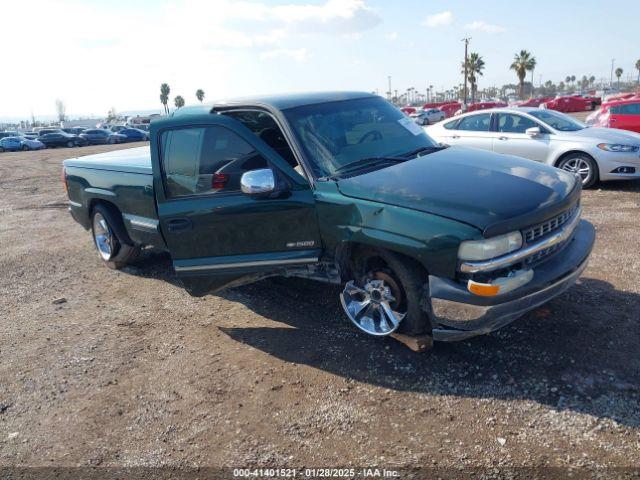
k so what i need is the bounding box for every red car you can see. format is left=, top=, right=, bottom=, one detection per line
left=438, top=102, right=461, bottom=118
left=515, top=96, right=553, bottom=107
left=467, top=101, right=508, bottom=112
left=588, top=98, right=640, bottom=133
left=400, top=106, right=417, bottom=115
left=542, top=95, right=598, bottom=113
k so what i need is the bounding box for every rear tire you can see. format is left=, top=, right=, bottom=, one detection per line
left=91, top=204, right=140, bottom=270
left=66, top=141, right=74, bottom=148
left=22, top=145, right=29, bottom=151
left=342, top=247, right=432, bottom=337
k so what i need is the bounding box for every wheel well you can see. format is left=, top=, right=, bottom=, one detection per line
left=88, top=199, right=134, bottom=246
left=553, top=150, right=596, bottom=168
left=339, top=243, right=428, bottom=281
left=89, top=198, right=120, bottom=217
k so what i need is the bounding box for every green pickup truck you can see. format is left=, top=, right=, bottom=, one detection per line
left=63, top=92, right=595, bottom=345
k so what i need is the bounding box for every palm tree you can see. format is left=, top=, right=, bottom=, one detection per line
left=160, top=83, right=170, bottom=115
left=174, top=95, right=185, bottom=109
left=570, top=75, right=576, bottom=88
left=510, top=50, right=537, bottom=99
left=589, top=75, right=596, bottom=88
left=558, top=81, right=565, bottom=91
left=635, top=59, right=640, bottom=85
left=565, top=75, right=571, bottom=87
left=461, top=52, right=485, bottom=103
left=195, top=89, right=205, bottom=103
left=581, top=75, right=588, bottom=90
left=615, top=68, right=623, bottom=89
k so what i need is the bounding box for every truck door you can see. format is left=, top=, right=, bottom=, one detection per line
left=150, top=114, right=322, bottom=295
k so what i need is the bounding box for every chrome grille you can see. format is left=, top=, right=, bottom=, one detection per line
left=524, top=240, right=567, bottom=265
left=523, top=203, right=578, bottom=244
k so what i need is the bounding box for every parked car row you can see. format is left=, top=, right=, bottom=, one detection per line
left=0, top=127, right=149, bottom=153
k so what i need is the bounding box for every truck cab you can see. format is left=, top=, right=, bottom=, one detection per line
left=63, top=92, right=595, bottom=346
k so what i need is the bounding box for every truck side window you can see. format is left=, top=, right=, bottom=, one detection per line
left=161, top=126, right=267, bottom=198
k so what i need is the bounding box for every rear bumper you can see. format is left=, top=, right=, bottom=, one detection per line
left=428, top=220, right=595, bottom=341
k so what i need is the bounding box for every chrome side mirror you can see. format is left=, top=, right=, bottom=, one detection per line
left=526, top=126, right=541, bottom=137
left=240, top=168, right=275, bottom=196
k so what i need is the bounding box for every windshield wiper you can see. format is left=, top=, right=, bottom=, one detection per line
left=399, top=145, right=446, bottom=158
left=335, top=156, right=405, bottom=173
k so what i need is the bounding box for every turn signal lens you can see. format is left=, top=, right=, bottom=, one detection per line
left=467, top=280, right=500, bottom=297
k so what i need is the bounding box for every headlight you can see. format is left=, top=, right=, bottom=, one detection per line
left=597, top=143, right=639, bottom=153
left=458, top=231, right=523, bottom=261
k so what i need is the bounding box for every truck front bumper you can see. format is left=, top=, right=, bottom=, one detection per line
left=428, top=220, right=595, bottom=341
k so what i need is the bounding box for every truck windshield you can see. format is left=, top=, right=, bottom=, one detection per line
left=284, top=96, right=439, bottom=178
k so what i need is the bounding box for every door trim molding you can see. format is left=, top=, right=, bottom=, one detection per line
left=174, top=256, right=319, bottom=272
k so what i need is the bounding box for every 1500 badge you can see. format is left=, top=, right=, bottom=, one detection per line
left=286, top=240, right=316, bottom=248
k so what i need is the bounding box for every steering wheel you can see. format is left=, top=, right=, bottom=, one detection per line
left=358, top=130, right=383, bottom=144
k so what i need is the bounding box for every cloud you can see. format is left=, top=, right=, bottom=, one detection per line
left=465, top=20, right=506, bottom=33
left=422, top=11, right=453, bottom=28
left=260, top=48, right=309, bottom=62
left=385, top=32, right=398, bottom=41
left=0, top=0, right=379, bottom=116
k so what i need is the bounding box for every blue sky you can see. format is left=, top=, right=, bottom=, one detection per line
left=1, top=0, right=639, bottom=119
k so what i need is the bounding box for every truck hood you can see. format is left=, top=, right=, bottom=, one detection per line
left=336, top=147, right=579, bottom=236
left=560, top=127, right=640, bottom=143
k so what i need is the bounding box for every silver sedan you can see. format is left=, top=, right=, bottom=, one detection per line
left=411, top=108, right=446, bottom=126
left=425, top=107, right=640, bottom=187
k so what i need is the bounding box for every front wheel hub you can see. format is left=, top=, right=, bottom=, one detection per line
left=340, top=276, right=406, bottom=336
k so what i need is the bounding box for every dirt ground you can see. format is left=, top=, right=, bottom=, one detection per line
left=0, top=141, right=639, bottom=477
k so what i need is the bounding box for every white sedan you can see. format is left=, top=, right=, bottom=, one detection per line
left=425, top=107, right=640, bottom=187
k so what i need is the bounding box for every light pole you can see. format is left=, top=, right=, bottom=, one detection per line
left=610, top=59, right=615, bottom=88
left=388, top=76, right=392, bottom=100
left=461, top=37, right=471, bottom=108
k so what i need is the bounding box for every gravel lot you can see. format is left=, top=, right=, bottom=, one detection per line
left=0, top=140, right=639, bottom=476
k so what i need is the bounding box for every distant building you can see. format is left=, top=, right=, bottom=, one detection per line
left=61, top=118, right=102, bottom=129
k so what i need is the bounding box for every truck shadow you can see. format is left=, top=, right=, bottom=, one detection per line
left=123, top=252, right=639, bottom=428
left=218, top=276, right=640, bottom=428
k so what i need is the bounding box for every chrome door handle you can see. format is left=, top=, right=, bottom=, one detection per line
left=498, top=136, right=508, bottom=141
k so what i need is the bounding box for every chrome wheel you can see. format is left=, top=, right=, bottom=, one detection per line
left=340, top=272, right=406, bottom=336
left=561, top=157, right=591, bottom=184
left=92, top=212, right=114, bottom=261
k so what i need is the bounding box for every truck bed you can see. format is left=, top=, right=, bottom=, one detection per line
left=64, top=146, right=152, bottom=174
left=63, top=145, right=166, bottom=251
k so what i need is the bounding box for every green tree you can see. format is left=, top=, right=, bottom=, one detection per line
left=615, top=67, right=623, bottom=89
left=196, top=89, right=205, bottom=103
left=589, top=75, right=596, bottom=87
left=160, top=83, right=170, bottom=115
left=570, top=75, right=576, bottom=87
left=461, top=52, right=485, bottom=103
left=635, top=59, right=640, bottom=84
left=510, top=50, right=537, bottom=99
left=174, top=95, right=185, bottom=109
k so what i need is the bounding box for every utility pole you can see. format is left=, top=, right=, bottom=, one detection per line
left=610, top=58, right=615, bottom=88
left=461, top=37, right=471, bottom=108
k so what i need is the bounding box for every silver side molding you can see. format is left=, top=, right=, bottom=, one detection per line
left=174, top=257, right=319, bottom=272
left=123, top=213, right=159, bottom=232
